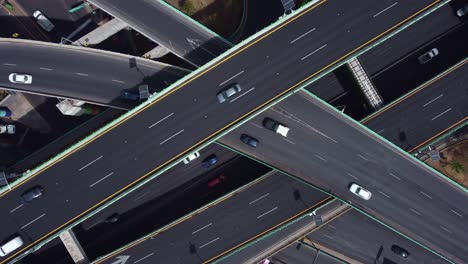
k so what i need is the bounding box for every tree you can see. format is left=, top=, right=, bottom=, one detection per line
left=450, top=160, right=464, bottom=173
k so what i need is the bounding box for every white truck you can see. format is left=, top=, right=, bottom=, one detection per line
left=262, top=118, right=290, bottom=137
left=0, top=124, right=15, bottom=134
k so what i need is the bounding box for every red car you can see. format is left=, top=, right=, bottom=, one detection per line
left=208, top=174, right=226, bottom=188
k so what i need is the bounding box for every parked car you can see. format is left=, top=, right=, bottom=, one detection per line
left=216, top=83, right=241, bottom=103
left=105, top=213, right=120, bottom=224
left=0, top=124, right=15, bottom=134
left=240, top=134, right=258, bottom=148
left=418, top=48, right=439, bottom=64
left=8, top=73, right=32, bottom=84
left=348, top=183, right=372, bottom=200
left=201, top=154, right=218, bottom=168
left=391, top=245, right=410, bottom=258
left=120, top=89, right=140, bottom=101
left=0, top=107, right=12, bottom=118
left=33, top=11, right=55, bottom=32
left=456, top=3, right=468, bottom=17
left=21, top=186, right=44, bottom=203
left=262, top=118, right=290, bottom=137
left=182, top=151, right=200, bottom=164
left=208, top=174, right=226, bottom=188
left=0, top=236, right=23, bottom=257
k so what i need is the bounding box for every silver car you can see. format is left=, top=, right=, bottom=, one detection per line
left=217, top=83, right=241, bottom=103
left=457, top=4, right=468, bottom=17
left=33, top=11, right=55, bottom=32
left=418, top=48, right=439, bottom=64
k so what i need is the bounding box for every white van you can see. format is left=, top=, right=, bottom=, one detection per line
left=0, top=236, right=24, bottom=257
left=33, top=11, right=55, bottom=32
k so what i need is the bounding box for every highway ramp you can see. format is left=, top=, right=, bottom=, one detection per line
left=218, top=90, right=468, bottom=263
left=87, top=0, right=232, bottom=67
left=0, top=39, right=189, bottom=109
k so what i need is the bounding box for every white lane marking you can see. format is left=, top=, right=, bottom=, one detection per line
left=388, top=172, right=401, bottom=181
left=78, top=155, right=103, bottom=171
left=219, top=70, right=244, bottom=86
left=3, top=63, right=16, bottom=66
left=10, top=204, right=24, bottom=213
left=250, top=123, right=263, bottom=129
left=431, top=108, right=452, bottom=121
left=323, top=234, right=335, bottom=240
left=192, top=223, right=213, bottom=235
left=21, top=213, right=46, bottom=229
left=357, top=154, right=369, bottom=161
left=249, top=193, right=270, bottom=205
left=419, top=191, right=432, bottom=199
left=378, top=191, right=391, bottom=198
left=199, top=237, right=220, bottom=249
left=423, top=94, right=443, bottom=107
left=283, top=138, right=296, bottom=145
left=409, top=208, right=422, bottom=216
left=148, top=113, right=174, bottom=129
left=160, top=129, right=184, bottom=145
left=76, top=72, right=88, bottom=76
left=301, top=44, right=327, bottom=60
left=328, top=224, right=336, bottom=229
left=89, top=172, right=114, bottom=188
left=290, top=27, right=316, bottom=44
left=347, top=172, right=358, bottom=179
left=230, top=87, right=255, bottom=103
left=373, top=2, right=399, bottom=18
left=134, top=253, right=155, bottom=264
left=39, top=67, right=53, bottom=71
left=133, top=191, right=150, bottom=202
left=440, top=226, right=452, bottom=234
left=377, top=128, right=385, bottom=134
left=112, top=79, right=125, bottom=84
left=315, top=155, right=327, bottom=162
left=450, top=210, right=463, bottom=218
left=257, top=206, right=278, bottom=219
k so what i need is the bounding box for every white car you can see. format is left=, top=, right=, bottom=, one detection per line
left=0, top=236, right=23, bottom=257
left=417, top=48, right=439, bottom=64
left=8, top=73, right=32, bottom=84
left=0, top=124, right=16, bottom=134
left=182, top=151, right=200, bottom=164
left=349, top=183, right=372, bottom=200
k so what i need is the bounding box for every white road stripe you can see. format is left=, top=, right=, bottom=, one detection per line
left=357, top=154, right=369, bottom=161
left=378, top=191, right=391, bottom=198
left=134, top=253, right=154, bottom=264
left=21, top=213, right=46, bottom=229
left=323, top=234, right=335, bottom=240
left=283, top=138, right=296, bottom=145
left=257, top=206, right=278, bottom=219
left=39, top=67, right=53, bottom=71
left=423, top=94, right=443, bottom=107
left=315, top=155, right=327, bottom=162
left=450, top=210, right=463, bottom=218
left=219, top=70, right=244, bottom=86
left=389, top=172, right=401, bottom=181
left=3, top=63, right=16, bottom=66
left=230, top=87, right=255, bottom=103
left=347, top=172, right=358, bottom=179
left=76, top=72, right=88, bottom=76
left=431, top=108, right=452, bottom=121
left=290, top=28, right=316, bottom=44
left=112, top=79, right=125, bottom=84
left=250, top=123, right=263, bottom=129
left=133, top=191, right=150, bottom=202
left=10, top=204, right=24, bottom=213
left=419, top=191, right=433, bottom=199
left=78, top=155, right=103, bottom=171
left=199, top=237, right=220, bottom=249
left=89, top=172, right=114, bottom=188
left=440, top=226, right=452, bottom=234
left=160, top=129, right=184, bottom=145
left=249, top=193, right=270, bottom=205
left=409, top=208, right=421, bottom=216
left=148, top=113, right=174, bottom=128
left=192, top=223, right=213, bottom=235
left=301, top=44, right=327, bottom=60
left=328, top=224, right=336, bottom=229
left=377, top=128, right=385, bottom=134
left=373, top=2, right=399, bottom=18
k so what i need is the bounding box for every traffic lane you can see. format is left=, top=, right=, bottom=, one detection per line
left=217, top=91, right=467, bottom=262
left=0, top=40, right=188, bottom=106
left=307, top=210, right=448, bottom=264
left=0, top=0, right=443, bottom=260
left=97, top=172, right=330, bottom=264
left=271, top=241, right=319, bottom=264
left=88, top=0, right=231, bottom=66
left=80, top=143, right=238, bottom=229
left=364, top=60, right=468, bottom=149
left=359, top=3, right=461, bottom=75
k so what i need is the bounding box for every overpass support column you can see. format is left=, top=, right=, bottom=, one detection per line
left=59, top=229, right=89, bottom=264
left=347, top=57, right=384, bottom=110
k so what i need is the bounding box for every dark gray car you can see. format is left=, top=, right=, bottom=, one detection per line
left=21, top=186, right=44, bottom=203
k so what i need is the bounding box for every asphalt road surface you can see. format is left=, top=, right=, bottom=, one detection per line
left=270, top=242, right=342, bottom=264
left=95, top=171, right=330, bottom=264
left=0, top=1, right=446, bottom=262
left=218, top=90, right=468, bottom=263
left=87, top=0, right=232, bottom=67
left=307, top=209, right=448, bottom=264
left=363, top=59, right=468, bottom=151
left=0, top=39, right=189, bottom=109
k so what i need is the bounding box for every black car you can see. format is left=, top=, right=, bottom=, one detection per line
left=391, top=245, right=410, bottom=258
left=240, top=134, right=258, bottom=148
left=21, top=186, right=44, bottom=203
